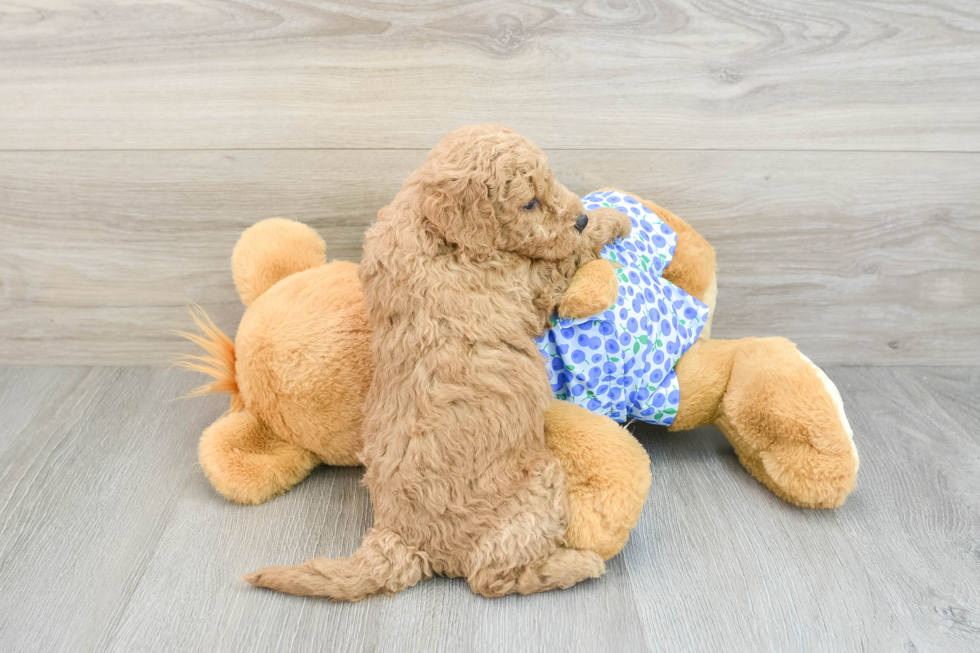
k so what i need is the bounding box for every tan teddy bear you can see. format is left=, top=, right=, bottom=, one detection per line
left=180, top=189, right=858, bottom=561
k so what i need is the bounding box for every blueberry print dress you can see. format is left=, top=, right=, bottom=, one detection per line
left=535, top=190, right=710, bottom=426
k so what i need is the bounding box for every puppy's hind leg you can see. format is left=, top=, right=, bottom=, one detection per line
left=466, top=456, right=606, bottom=598
left=468, top=547, right=605, bottom=598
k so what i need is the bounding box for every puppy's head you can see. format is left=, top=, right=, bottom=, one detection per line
left=416, top=125, right=588, bottom=262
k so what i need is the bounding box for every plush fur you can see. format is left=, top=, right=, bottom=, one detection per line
left=544, top=400, right=652, bottom=559
left=670, top=337, right=858, bottom=508
left=232, top=218, right=328, bottom=307
left=556, top=258, right=621, bottom=320
left=178, top=240, right=375, bottom=503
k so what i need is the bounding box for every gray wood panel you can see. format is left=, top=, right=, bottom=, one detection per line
left=0, top=367, right=219, bottom=653
left=1, top=0, right=978, bottom=150
left=2, top=150, right=977, bottom=366
left=0, top=365, right=978, bottom=652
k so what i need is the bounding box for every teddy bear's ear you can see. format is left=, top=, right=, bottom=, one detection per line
left=420, top=175, right=498, bottom=261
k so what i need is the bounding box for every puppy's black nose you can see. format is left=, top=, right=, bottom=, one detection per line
left=574, top=214, right=589, bottom=233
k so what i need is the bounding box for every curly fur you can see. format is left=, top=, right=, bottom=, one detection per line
left=245, top=125, right=630, bottom=600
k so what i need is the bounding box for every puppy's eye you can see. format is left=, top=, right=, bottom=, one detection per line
left=522, top=198, right=539, bottom=211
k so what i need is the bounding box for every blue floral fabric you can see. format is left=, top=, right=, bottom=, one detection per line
left=535, top=190, right=710, bottom=425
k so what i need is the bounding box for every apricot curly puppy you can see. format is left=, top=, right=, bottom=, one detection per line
left=245, top=125, right=631, bottom=600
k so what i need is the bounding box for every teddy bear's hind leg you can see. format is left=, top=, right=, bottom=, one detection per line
left=545, top=401, right=652, bottom=559
left=721, top=344, right=858, bottom=509
left=671, top=338, right=858, bottom=509
left=199, top=409, right=320, bottom=505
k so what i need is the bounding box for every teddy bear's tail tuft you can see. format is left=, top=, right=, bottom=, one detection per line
left=174, top=304, right=244, bottom=412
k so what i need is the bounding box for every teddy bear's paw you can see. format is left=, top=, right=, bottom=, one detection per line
left=717, top=342, right=860, bottom=509
left=756, top=440, right=859, bottom=509
left=199, top=410, right=320, bottom=505
left=558, top=259, right=619, bottom=320
left=757, top=352, right=860, bottom=508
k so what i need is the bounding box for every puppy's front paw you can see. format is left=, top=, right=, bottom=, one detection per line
left=612, top=209, right=632, bottom=240
left=589, top=207, right=632, bottom=243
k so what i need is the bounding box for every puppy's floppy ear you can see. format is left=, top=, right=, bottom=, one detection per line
left=421, top=176, right=498, bottom=260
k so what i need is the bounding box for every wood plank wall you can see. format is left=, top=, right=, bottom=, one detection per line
left=1, top=0, right=978, bottom=365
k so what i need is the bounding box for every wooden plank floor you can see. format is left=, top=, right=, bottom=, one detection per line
left=1, top=365, right=978, bottom=652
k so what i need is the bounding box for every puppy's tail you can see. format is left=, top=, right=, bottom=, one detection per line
left=244, top=529, right=433, bottom=601
left=173, top=304, right=243, bottom=412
